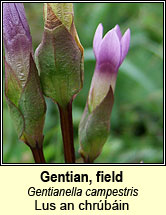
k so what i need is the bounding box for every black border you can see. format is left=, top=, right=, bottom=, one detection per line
left=1, top=1, right=165, bottom=166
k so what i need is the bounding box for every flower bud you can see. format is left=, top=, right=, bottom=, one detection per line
left=3, top=3, right=46, bottom=147
left=89, top=24, right=130, bottom=112
left=79, top=24, right=130, bottom=162
left=44, top=3, right=73, bottom=31
left=35, top=3, right=84, bottom=108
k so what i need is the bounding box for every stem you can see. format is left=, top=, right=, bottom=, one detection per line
left=29, top=144, right=46, bottom=164
left=83, top=157, right=94, bottom=164
left=58, top=102, right=75, bottom=163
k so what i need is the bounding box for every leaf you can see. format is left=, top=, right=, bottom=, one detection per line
left=120, top=59, right=155, bottom=92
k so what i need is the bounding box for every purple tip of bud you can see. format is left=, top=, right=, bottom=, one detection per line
left=120, top=28, right=130, bottom=65
left=3, top=3, right=32, bottom=48
left=93, top=23, right=103, bottom=60
left=114, top=24, right=122, bottom=40
left=3, top=3, right=33, bottom=88
left=93, top=24, right=131, bottom=73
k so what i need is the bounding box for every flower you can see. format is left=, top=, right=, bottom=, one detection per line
left=35, top=3, right=84, bottom=108
left=79, top=24, right=130, bottom=163
left=3, top=3, right=46, bottom=148
left=89, top=24, right=130, bottom=112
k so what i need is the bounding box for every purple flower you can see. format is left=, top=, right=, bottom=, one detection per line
left=3, top=3, right=33, bottom=88
left=79, top=24, right=130, bottom=162
left=88, top=24, right=130, bottom=111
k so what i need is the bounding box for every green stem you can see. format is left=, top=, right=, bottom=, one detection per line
left=58, top=102, right=75, bottom=163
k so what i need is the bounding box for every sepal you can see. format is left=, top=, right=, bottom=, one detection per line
left=5, top=54, right=46, bottom=148
left=35, top=24, right=83, bottom=108
left=79, top=86, right=114, bottom=163
left=18, top=54, right=46, bottom=147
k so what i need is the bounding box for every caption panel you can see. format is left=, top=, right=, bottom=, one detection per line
left=0, top=166, right=165, bottom=215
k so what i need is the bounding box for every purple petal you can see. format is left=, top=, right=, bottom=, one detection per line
left=98, top=30, right=121, bottom=71
left=120, top=28, right=130, bottom=64
left=3, top=3, right=33, bottom=88
left=3, top=3, right=32, bottom=64
left=15, top=3, right=32, bottom=41
left=114, top=24, right=122, bottom=40
left=93, top=23, right=103, bottom=60
left=3, top=3, right=32, bottom=45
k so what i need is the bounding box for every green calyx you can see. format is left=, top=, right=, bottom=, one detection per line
left=5, top=54, right=46, bottom=148
left=35, top=18, right=84, bottom=108
left=79, top=87, right=114, bottom=163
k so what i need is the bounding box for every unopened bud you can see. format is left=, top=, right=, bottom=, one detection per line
left=3, top=3, right=46, bottom=147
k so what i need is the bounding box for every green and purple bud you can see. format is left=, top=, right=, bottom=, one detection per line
left=79, top=24, right=130, bottom=163
left=3, top=3, right=46, bottom=148
left=35, top=3, right=84, bottom=108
